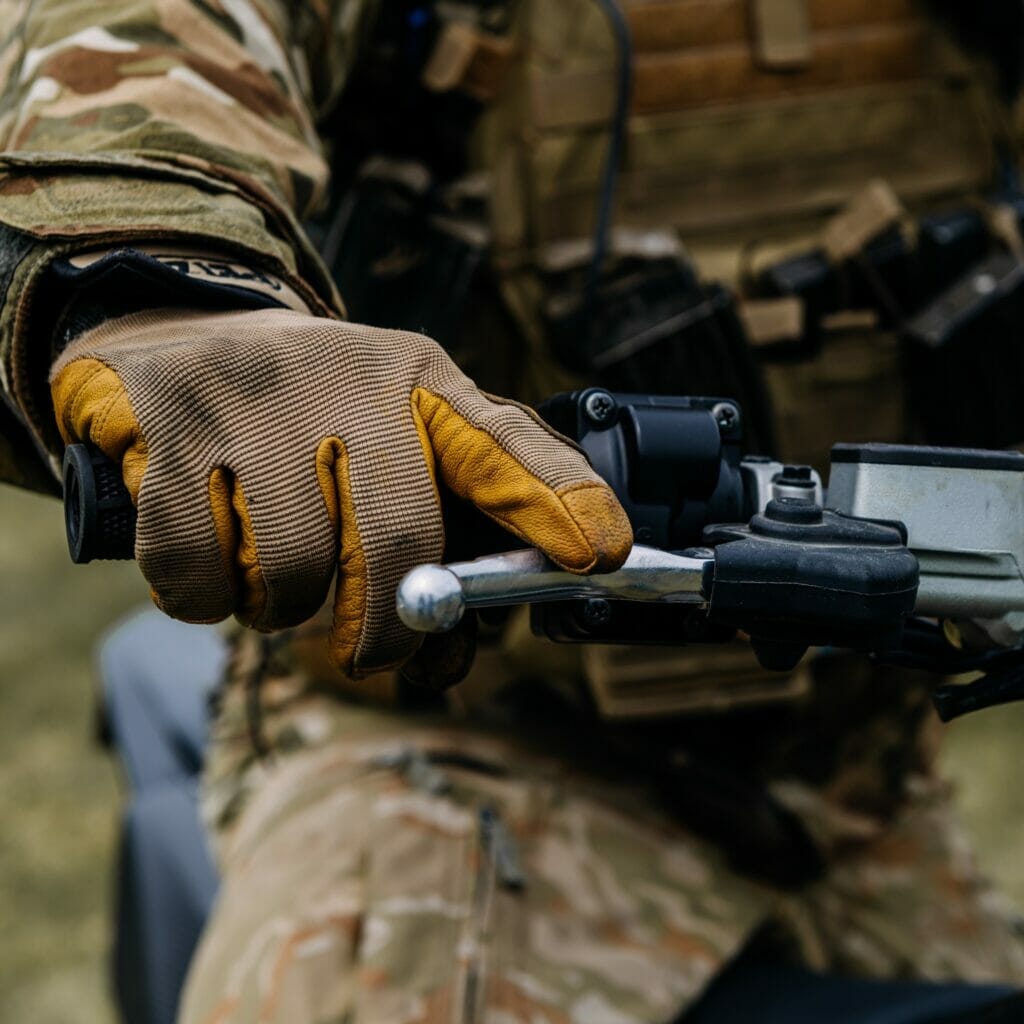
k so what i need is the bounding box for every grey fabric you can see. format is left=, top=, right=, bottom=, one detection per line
left=114, top=784, right=219, bottom=1024
left=100, top=608, right=227, bottom=790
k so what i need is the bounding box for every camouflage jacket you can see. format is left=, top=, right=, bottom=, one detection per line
left=0, top=0, right=374, bottom=492
left=0, top=1, right=1009, bottom=492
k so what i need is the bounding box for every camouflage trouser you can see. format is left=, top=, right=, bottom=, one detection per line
left=179, top=636, right=1024, bottom=1024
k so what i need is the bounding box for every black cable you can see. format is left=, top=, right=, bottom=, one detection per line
left=586, top=0, right=634, bottom=333
left=932, top=664, right=1024, bottom=722
left=872, top=619, right=1024, bottom=721
left=876, top=619, right=1024, bottom=677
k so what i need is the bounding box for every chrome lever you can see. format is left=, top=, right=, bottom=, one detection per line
left=396, top=545, right=712, bottom=633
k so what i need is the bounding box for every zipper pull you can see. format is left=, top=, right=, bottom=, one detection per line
left=479, top=806, right=526, bottom=891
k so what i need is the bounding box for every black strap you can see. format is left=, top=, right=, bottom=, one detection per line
left=43, top=247, right=291, bottom=358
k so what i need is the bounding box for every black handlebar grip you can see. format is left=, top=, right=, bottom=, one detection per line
left=62, top=443, right=136, bottom=563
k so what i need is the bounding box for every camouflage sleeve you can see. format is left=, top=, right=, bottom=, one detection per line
left=0, top=0, right=377, bottom=490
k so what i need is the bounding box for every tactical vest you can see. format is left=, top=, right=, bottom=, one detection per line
left=458, top=0, right=1007, bottom=465
left=465, top=0, right=1001, bottom=719
left=328, top=1, right=1008, bottom=720
left=475, top=0, right=996, bottom=262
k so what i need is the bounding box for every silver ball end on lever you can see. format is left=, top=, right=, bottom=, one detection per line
left=396, top=564, right=468, bottom=632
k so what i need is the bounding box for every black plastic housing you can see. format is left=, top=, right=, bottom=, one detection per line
left=704, top=499, right=919, bottom=668
left=539, top=389, right=746, bottom=551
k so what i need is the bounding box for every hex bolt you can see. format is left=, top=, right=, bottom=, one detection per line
left=580, top=598, right=612, bottom=628
left=584, top=390, right=617, bottom=427
left=772, top=463, right=817, bottom=504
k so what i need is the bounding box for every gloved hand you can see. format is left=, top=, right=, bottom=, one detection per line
left=50, top=308, right=632, bottom=676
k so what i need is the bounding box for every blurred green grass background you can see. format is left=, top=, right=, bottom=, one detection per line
left=1, top=482, right=1023, bottom=1022
left=1, top=484, right=144, bottom=1023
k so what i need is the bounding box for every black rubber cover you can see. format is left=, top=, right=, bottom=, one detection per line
left=704, top=499, right=919, bottom=665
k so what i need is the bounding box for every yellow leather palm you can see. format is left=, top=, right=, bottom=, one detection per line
left=51, top=308, right=632, bottom=676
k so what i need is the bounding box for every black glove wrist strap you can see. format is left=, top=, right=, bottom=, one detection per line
left=44, top=246, right=310, bottom=358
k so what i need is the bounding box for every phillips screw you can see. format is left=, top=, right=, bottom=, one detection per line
left=584, top=390, right=617, bottom=427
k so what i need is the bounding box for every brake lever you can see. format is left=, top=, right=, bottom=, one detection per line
left=395, top=545, right=713, bottom=633
left=397, top=499, right=923, bottom=679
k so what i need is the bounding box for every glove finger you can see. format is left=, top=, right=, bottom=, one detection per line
left=221, top=450, right=339, bottom=630
left=52, top=356, right=236, bottom=623
left=204, top=466, right=331, bottom=632
left=412, top=385, right=631, bottom=573
left=318, top=437, right=445, bottom=677
left=134, top=467, right=237, bottom=624
left=52, top=354, right=333, bottom=628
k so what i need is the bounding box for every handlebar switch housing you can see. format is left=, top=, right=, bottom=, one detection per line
left=539, top=389, right=747, bottom=550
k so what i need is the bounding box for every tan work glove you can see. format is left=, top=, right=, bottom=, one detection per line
left=50, top=308, right=632, bottom=676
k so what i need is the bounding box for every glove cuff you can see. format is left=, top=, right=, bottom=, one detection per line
left=46, top=245, right=314, bottom=358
